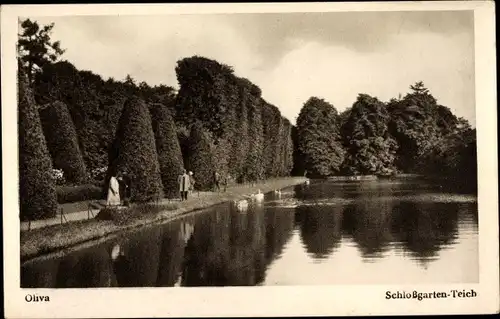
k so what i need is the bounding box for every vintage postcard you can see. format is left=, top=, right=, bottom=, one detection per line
left=2, top=1, right=498, bottom=318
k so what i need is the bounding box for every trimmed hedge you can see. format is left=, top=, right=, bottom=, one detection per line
left=149, top=103, right=185, bottom=198
left=56, top=184, right=103, bottom=204
left=39, top=100, right=88, bottom=183
left=107, top=97, right=164, bottom=203
left=18, top=70, right=58, bottom=220
left=185, top=121, right=215, bottom=191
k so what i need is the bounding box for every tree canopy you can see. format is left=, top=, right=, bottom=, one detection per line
left=296, top=97, right=345, bottom=177
left=18, top=19, right=65, bottom=84
left=341, top=94, right=398, bottom=175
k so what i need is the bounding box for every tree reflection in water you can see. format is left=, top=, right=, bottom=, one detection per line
left=20, top=180, right=476, bottom=287
left=179, top=200, right=295, bottom=286
left=295, top=204, right=342, bottom=259
left=109, top=227, right=163, bottom=287
left=341, top=181, right=394, bottom=260
left=156, top=219, right=194, bottom=286
left=391, top=201, right=459, bottom=264
left=54, top=245, right=116, bottom=288
left=21, top=258, right=61, bottom=288
left=181, top=203, right=232, bottom=286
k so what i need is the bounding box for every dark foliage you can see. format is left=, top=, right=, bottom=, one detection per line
left=39, top=101, right=88, bottom=183
left=185, top=121, right=216, bottom=191
left=149, top=103, right=185, bottom=198
left=107, top=97, right=164, bottom=202
left=341, top=94, right=398, bottom=175
left=175, top=56, right=292, bottom=182
left=296, top=97, right=345, bottom=177
left=18, top=70, right=58, bottom=220
left=33, top=60, right=176, bottom=172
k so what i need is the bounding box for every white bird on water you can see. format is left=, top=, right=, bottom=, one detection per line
left=274, top=189, right=282, bottom=196
left=253, top=189, right=265, bottom=201
left=304, top=180, right=310, bottom=186
left=234, top=199, right=249, bottom=211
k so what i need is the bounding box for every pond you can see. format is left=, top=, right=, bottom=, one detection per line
left=21, top=178, right=478, bottom=287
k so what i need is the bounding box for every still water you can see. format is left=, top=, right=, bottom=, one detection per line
left=21, top=178, right=478, bottom=287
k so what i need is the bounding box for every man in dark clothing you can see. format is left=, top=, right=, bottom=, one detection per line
left=118, top=171, right=131, bottom=206
left=178, top=169, right=191, bottom=201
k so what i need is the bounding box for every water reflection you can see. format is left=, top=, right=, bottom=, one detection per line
left=390, top=202, right=459, bottom=262
left=21, top=179, right=478, bottom=287
left=295, top=205, right=343, bottom=259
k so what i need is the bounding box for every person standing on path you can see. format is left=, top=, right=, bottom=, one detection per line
left=178, top=169, right=191, bottom=201
left=214, top=171, right=221, bottom=192
left=106, top=175, right=121, bottom=206
left=189, top=171, right=196, bottom=196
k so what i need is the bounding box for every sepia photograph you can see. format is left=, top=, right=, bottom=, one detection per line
left=2, top=1, right=498, bottom=318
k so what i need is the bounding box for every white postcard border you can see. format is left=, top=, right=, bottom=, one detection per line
left=2, top=2, right=498, bottom=318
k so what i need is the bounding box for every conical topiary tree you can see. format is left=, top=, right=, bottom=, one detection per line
left=149, top=103, right=185, bottom=198
left=107, top=96, right=163, bottom=202
left=39, top=101, right=88, bottom=184
left=18, top=69, right=58, bottom=220
left=185, top=121, right=215, bottom=191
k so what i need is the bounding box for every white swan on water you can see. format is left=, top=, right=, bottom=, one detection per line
left=234, top=199, right=249, bottom=211
left=253, top=189, right=264, bottom=201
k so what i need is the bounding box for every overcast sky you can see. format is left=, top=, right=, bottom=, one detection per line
left=30, top=11, right=475, bottom=125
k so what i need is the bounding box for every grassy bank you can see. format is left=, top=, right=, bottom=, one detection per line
left=20, top=177, right=307, bottom=263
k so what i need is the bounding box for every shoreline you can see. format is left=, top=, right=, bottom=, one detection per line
left=20, top=177, right=307, bottom=264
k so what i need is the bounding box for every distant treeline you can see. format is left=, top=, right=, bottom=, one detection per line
left=292, top=82, right=477, bottom=193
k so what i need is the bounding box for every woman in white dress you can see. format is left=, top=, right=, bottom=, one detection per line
left=107, top=175, right=121, bottom=206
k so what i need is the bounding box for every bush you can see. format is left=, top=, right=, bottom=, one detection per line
left=89, top=166, right=107, bottom=183
left=56, top=184, right=103, bottom=203
left=39, top=100, right=88, bottom=183
left=18, top=70, right=58, bottom=220
left=149, top=103, right=185, bottom=198
left=107, top=96, right=164, bottom=203
left=50, top=168, right=66, bottom=186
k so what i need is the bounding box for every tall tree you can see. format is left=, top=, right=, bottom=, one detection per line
left=18, top=70, right=58, bottom=220
left=149, top=103, right=185, bottom=198
left=17, top=19, right=65, bottom=85
left=107, top=97, right=163, bottom=202
left=387, top=81, right=441, bottom=172
left=296, top=97, right=345, bottom=177
left=39, top=100, right=88, bottom=184
left=341, top=94, right=398, bottom=175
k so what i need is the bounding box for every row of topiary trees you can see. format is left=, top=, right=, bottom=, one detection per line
left=20, top=56, right=294, bottom=220
left=174, top=56, right=294, bottom=188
